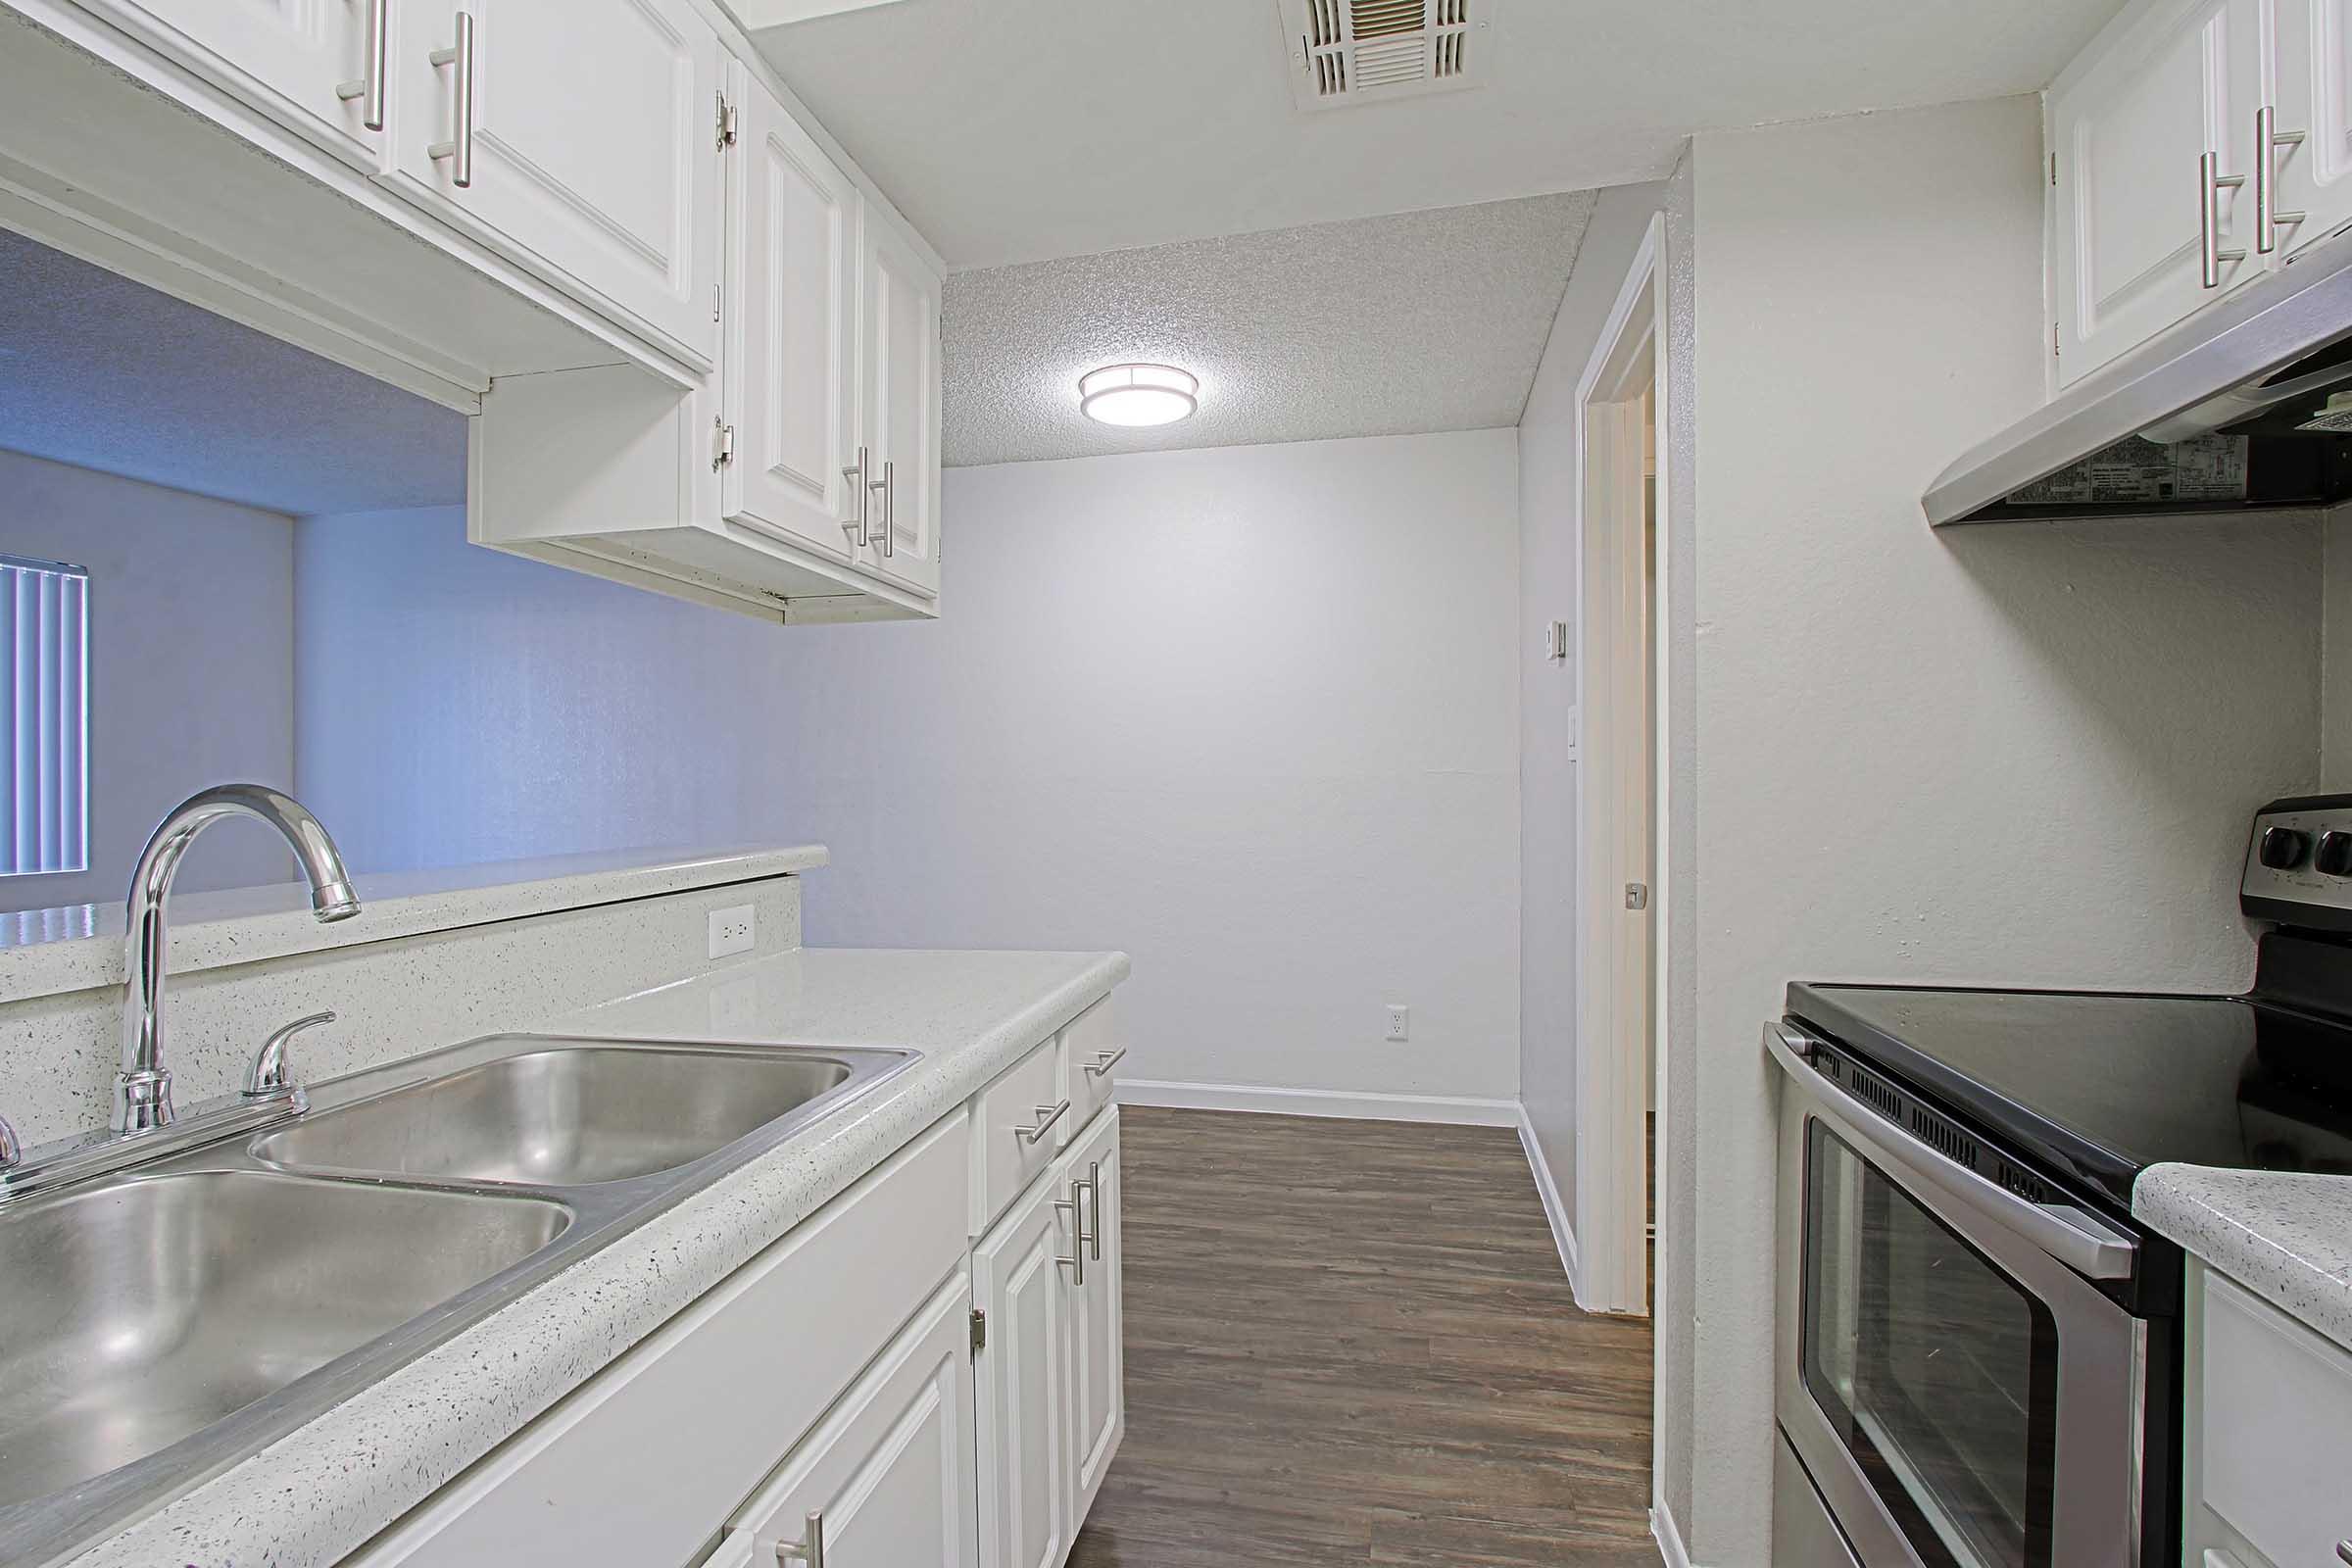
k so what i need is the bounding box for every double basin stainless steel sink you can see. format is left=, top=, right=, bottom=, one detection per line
left=0, top=1035, right=914, bottom=1567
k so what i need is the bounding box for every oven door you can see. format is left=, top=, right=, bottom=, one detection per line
left=1768, top=1022, right=2148, bottom=1568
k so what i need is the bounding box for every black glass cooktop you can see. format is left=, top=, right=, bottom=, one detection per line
left=1787, top=973, right=2352, bottom=1217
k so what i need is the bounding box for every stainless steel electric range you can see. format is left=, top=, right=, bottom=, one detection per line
left=1767, top=794, right=2352, bottom=1568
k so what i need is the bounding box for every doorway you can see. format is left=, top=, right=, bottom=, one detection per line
left=1573, top=215, right=1667, bottom=1325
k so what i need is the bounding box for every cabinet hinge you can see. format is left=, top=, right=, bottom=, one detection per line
left=716, top=92, right=739, bottom=150
left=713, top=281, right=722, bottom=325
left=969, top=1308, right=986, bottom=1354
left=712, top=417, right=737, bottom=470
left=2053, top=321, right=2061, bottom=358
left=2049, top=152, right=2057, bottom=188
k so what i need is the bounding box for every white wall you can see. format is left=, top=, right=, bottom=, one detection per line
left=1659, top=97, right=2325, bottom=1563
left=292, top=506, right=805, bottom=873
left=1517, top=181, right=1668, bottom=1236
left=0, top=449, right=295, bottom=913
left=295, top=430, right=1525, bottom=1102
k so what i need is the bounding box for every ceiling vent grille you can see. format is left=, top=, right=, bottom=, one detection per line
left=1280, top=0, right=1492, bottom=112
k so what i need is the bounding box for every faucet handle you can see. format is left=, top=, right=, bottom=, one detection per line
left=246, top=1011, right=335, bottom=1100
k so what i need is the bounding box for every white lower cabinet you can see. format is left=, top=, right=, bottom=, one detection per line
left=1063, top=1108, right=1125, bottom=1528
left=711, top=1275, right=980, bottom=1568
left=2183, top=1261, right=2352, bottom=1567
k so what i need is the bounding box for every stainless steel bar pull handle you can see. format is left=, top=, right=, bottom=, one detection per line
left=867, top=460, right=896, bottom=558
left=775, top=1511, right=823, bottom=1568
left=1082, top=1045, right=1127, bottom=1078
left=1086, top=1158, right=1102, bottom=1261
left=335, top=0, right=388, bottom=130
left=2256, top=105, right=2308, bottom=254
left=1054, top=1173, right=1090, bottom=1285
left=427, top=12, right=475, bottom=189
left=841, top=445, right=870, bottom=547
left=1016, top=1100, right=1069, bottom=1145
left=2335, top=1541, right=2352, bottom=1566
left=2201, top=150, right=2247, bottom=287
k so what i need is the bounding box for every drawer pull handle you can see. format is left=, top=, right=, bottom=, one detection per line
left=775, top=1511, right=823, bottom=1568
left=1082, top=1046, right=1128, bottom=1078
left=1015, top=1100, right=1069, bottom=1145
left=426, top=11, right=474, bottom=189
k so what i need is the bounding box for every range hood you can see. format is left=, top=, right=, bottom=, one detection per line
left=1926, top=230, right=2352, bottom=526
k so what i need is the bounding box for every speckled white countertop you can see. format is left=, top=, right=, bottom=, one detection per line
left=55, top=944, right=1127, bottom=1568
left=0, top=844, right=828, bottom=1004
left=2135, top=1163, right=2352, bottom=1350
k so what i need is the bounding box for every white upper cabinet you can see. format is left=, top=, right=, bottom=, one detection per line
left=858, top=216, right=944, bottom=600
left=386, top=0, right=724, bottom=368
left=721, top=62, right=863, bottom=566
left=2049, top=0, right=2266, bottom=385
left=78, top=0, right=390, bottom=170
left=2271, top=0, right=2352, bottom=258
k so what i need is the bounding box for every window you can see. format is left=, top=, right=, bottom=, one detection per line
left=2, top=553, right=89, bottom=877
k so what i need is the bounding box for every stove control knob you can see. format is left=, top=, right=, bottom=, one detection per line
left=2260, top=826, right=2312, bottom=869
left=2318, top=830, right=2352, bottom=877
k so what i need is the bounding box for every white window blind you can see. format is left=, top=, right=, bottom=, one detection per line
left=1, top=553, right=89, bottom=877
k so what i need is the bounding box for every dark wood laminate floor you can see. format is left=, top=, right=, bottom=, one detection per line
left=1070, top=1108, right=1657, bottom=1568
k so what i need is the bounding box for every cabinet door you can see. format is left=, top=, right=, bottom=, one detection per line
left=858, top=218, right=943, bottom=598
left=387, top=0, right=723, bottom=367
left=1063, top=1110, right=1125, bottom=1529
left=721, top=66, right=861, bottom=564
left=2274, top=0, right=2352, bottom=256
left=84, top=0, right=387, bottom=168
left=728, top=1276, right=979, bottom=1568
left=973, top=1169, right=1073, bottom=1568
left=2050, top=0, right=2266, bottom=385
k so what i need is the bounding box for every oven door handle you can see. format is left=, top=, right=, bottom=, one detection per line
left=1765, top=1022, right=2138, bottom=1281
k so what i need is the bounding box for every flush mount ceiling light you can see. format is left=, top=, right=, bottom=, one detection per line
left=1079, top=363, right=1199, bottom=427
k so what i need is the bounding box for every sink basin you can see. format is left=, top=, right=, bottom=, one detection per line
left=252, top=1044, right=861, bottom=1186
left=0, top=1169, right=567, bottom=1509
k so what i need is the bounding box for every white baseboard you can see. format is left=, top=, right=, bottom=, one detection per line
left=1115, top=1078, right=1521, bottom=1127
left=1651, top=1500, right=1691, bottom=1568
left=1515, top=1106, right=1582, bottom=1295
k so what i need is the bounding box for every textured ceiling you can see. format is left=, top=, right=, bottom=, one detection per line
left=756, top=0, right=2125, bottom=269
left=943, top=192, right=1593, bottom=467
left=0, top=228, right=466, bottom=516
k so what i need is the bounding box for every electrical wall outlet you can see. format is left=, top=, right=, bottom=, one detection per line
left=708, top=904, right=757, bottom=958
left=1386, top=1004, right=1410, bottom=1043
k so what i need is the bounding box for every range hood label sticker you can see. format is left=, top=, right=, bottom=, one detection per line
left=2006, top=434, right=2250, bottom=506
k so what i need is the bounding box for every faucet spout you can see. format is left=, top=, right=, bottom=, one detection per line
left=118, top=785, right=360, bottom=1134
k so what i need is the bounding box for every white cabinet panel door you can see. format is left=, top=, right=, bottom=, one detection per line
left=2274, top=0, right=2352, bottom=256
left=2052, top=0, right=2266, bottom=384
left=388, top=0, right=722, bottom=366
left=89, top=0, right=386, bottom=167
left=1064, top=1111, right=1125, bottom=1529
left=858, top=218, right=942, bottom=598
left=722, top=67, right=860, bottom=563
left=729, top=1277, right=979, bottom=1568
left=974, top=1171, right=1072, bottom=1568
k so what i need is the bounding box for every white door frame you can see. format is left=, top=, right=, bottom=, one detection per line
left=1572, top=214, right=1668, bottom=1319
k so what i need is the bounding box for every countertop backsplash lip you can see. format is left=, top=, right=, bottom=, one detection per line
left=0, top=843, right=828, bottom=1004
left=50, top=944, right=1131, bottom=1568
left=2134, top=1161, right=2352, bottom=1352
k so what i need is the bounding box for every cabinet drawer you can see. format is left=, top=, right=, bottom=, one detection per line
left=971, top=1036, right=1062, bottom=1236
left=348, top=1109, right=970, bottom=1568
left=2195, top=1269, right=2352, bottom=1568
left=1060, top=995, right=1124, bottom=1130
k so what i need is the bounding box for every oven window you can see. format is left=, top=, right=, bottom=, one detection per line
left=1802, top=1121, right=2060, bottom=1568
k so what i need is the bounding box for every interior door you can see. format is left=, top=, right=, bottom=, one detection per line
left=387, top=0, right=723, bottom=367
left=727, top=1276, right=978, bottom=1568
left=973, top=1169, right=1072, bottom=1568
left=722, top=65, right=861, bottom=563
left=1063, top=1111, right=1125, bottom=1529
left=2050, top=0, right=2266, bottom=384
left=88, top=0, right=387, bottom=169
left=858, top=218, right=943, bottom=598
left=2274, top=0, right=2352, bottom=256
